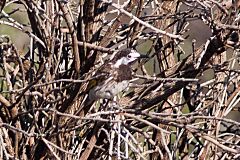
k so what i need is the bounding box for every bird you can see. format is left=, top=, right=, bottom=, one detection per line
left=86, top=48, right=148, bottom=103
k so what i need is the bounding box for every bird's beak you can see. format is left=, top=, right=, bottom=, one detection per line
left=139, top=54, right=149, bottom=59
left=130, top=49, right=149, bottom=59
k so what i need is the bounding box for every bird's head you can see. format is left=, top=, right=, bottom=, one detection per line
left=111, top=48, right=148, bottom=68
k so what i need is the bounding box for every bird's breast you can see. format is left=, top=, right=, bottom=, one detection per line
left=89, top=80, right=129, bottom=100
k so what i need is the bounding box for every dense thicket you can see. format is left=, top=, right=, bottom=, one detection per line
left=0, top=0, right=240, bottom=159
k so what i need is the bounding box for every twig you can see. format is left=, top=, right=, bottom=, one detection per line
left=41, top=138, right=61, bottom=160
left=41, top=137, right=76, bottom=156
left=123, top=113, right=170, bottom=134
left=108, top=2, right=184, bottom=41
left=134, top=74, right=199, bottom=82
left=197, top=133, right=238, bottom=154
left=58, top=1, right=80, bottom=73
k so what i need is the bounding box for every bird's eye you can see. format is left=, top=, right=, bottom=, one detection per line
left=127, top=55, right=132, bottom=59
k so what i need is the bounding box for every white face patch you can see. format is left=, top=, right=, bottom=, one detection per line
left=113, top=50, right=141, bottom=68
left=128, top=49, right=141, bottom=60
